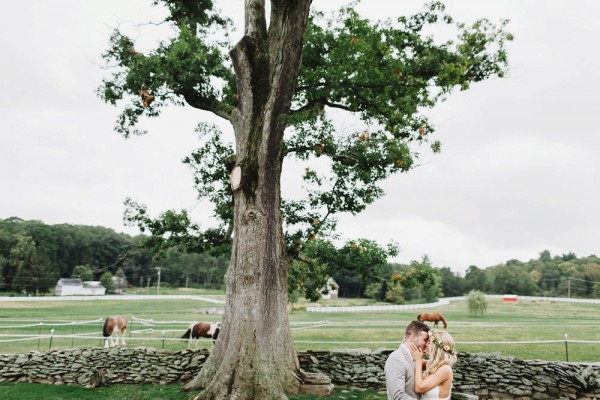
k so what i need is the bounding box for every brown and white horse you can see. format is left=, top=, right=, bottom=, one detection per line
left=103, top=315, right=128, bottom=348
left=181, top=321, right=221, bottom=349
left=417, top=312, right=448, bottom=329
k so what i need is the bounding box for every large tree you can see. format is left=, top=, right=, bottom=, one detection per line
left=9, top=234, right=57, bottom=295
left=98, top=1, right=511, bottom=398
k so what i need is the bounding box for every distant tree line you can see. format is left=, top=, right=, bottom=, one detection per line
left=0, top=218, right=227, bottom=295
left=1, top=218, right=598, bottom=301
left=359, top=250, right=600, bottom=304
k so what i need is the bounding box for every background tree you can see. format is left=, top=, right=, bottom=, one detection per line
left=438, top=266, right=466, bottom=297
left=390, top=257, right=440, bottom=303
left=464, top=265, right=490, bottom=293
left=489, top=260, right=538, bottom=295
left=0, top=255, right=8, bottom=292
left=115, top=267, right=128, bottom=292
left=160, top=248, right=228, bottom=287
left=4, top=218, right=595, bottom=304
left=384, top=283, right=405, bottom=304
left=582, top=259, right=600, bottom=297
left=100, top=271, right=114, bottom=293
left=289, top=238, right=396, bottom=301
left=0, top=218, right=136, bottom=286
left=71, top=265, right=94, bottom=281
left=121, top=237, right=156, bottom=287
left=97, top=1, right=511, bottom=398
left=467, top=289, right=488, bottom=316
left=594, top=282, right=600, bottom=298
left=9, top=234, right=57, bottom=295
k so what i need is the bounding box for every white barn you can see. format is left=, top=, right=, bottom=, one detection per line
left=55, top=278, right=106, bottom=296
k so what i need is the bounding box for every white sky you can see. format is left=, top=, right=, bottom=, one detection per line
left=1, top=1, right=599, bottom=275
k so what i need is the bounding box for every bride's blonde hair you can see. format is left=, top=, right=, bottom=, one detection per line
left=424, top=330, right=457, bottom=377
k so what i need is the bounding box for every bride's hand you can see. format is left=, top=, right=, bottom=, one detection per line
left=409, top=343, right=423, bottom=362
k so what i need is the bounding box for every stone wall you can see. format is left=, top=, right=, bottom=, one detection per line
left=299, top=349, right=600, bottom=400
left=1, top=347, right=598, bottom=399
left=0, top=347, right=208, bottom=387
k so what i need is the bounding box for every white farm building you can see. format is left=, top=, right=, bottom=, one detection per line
left=55, top=278, right=106, bottom=296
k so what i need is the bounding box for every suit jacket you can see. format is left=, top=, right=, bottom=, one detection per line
left=384, top=344, right=419, bottom=400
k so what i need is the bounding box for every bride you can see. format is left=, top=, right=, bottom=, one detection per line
left=409, top=330, right=457, bottom=400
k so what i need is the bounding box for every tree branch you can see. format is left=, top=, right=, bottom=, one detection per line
left=290, top=99, right=326, bottom=115
left=182, top=90, right=234, bottom=121
left=292, top=253, right=315, bottom=265
left=245, top=0, right=267, bottom=38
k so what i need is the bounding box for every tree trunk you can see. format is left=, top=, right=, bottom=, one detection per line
left=183, top=1, right=312, bottom=399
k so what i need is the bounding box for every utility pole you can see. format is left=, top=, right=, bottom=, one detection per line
left=155, top=267, right=162, bottom=296
left=567, top=277, right=571, bottom=299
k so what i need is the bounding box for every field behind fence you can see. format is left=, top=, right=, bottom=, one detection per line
left=0, top=295, right=599, bottom=362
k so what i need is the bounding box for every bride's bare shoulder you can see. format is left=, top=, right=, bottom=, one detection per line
left=438, top=364, right=453, bottom=378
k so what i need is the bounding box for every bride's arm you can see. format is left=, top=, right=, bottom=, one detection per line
left=415, top=365, right=451, bottom=393
left=409, top=345, right=451, bottom=393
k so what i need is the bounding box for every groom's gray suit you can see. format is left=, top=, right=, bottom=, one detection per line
left=384, top=343, right=419, bottom=400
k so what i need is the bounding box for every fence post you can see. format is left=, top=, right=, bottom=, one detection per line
left=100, top=318, right=104, bottom=347
left=162, top=331, right=166, bottom=349
left=49, top=329, right=55, bottom=350
left=37, top=322, right=42, bottom=350
left=564, top=333, right=569, bottom=362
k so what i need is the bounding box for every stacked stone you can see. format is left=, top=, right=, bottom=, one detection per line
left=1, top=347, right=598, bottom=399
left=299, top=350, right=600, bottom=400
left=453, top=353, right=600, bottom=400
left=298, top=348, right=389, bottom=388
left=0, top=347, right=209, bottom=386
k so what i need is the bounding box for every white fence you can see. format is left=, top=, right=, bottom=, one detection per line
left=484, top=294, right=600, bottom=304
left=306, top=295, right=600, bottom=312
left=1, top=317, right=598, bottom=352
left=0, top=316, right=216, bottom=348
left=306, top=299, right=450, bottom=313
left=0, top=294, right=225, bottom=304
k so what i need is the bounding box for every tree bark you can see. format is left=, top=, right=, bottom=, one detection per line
left=183, top=1, right=312, bottom=399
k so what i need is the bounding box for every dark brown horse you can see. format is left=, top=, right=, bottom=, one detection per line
left=181, top=321, right=221, bottom=348
left=103, top=315, right=128, bottom=348
left=417, top=312, right=448, bottom=329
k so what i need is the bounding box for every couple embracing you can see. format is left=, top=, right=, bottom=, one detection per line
left=384, top=320, right=457, bottom=400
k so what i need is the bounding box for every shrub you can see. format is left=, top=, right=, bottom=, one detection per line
left=467, top=289, right=488, bottom=316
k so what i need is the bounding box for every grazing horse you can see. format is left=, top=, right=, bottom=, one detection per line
left=103, top=315, right=128, bottom=348
left=417, top=312, right=448, bottom=329
left=181, top=321, right=221, bottom=349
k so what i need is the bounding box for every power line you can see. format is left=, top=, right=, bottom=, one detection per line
left=537, top=277, right=599, bottom=284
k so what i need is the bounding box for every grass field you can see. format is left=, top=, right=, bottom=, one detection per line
left=0, top=383, right=386, bottom=400
left=1, top=293, right=599, bottom=399
left=1, top=292, right=599, bottom=362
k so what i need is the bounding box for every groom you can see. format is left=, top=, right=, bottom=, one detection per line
left=384, top=320, right=430, bottom=400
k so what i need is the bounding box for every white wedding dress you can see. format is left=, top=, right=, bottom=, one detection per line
left=421, top=386, right=451, bottom=400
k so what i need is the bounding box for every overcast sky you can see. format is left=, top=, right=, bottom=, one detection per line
left=1, top=1, right=599, bottom=275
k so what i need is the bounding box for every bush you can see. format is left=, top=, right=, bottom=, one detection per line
left=467, top=289, right=488, bottom=316
left=384, top=284, right=404, bottom=304
left=100, top=271, right=114, bottom=293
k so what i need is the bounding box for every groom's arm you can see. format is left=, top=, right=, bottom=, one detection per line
left=385, top=355, right=418, bottom=400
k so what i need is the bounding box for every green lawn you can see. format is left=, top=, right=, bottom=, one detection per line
left=0, top=383, right=386, bottom=400
left=1, top=295, right=599, bottom=399
left=1, top=295, right=599, bottom=361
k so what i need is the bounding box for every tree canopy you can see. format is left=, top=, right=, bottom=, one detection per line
left=97, top=1, right=513, bottom=398
left=100, top=0, right=512, bottom=301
